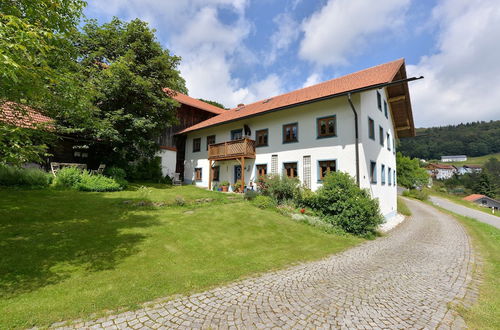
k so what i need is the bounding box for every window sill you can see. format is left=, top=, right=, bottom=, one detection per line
left=316, top=135, right=337, bottom=139
left=283, top=140, right=299, bottom=144
left=255, top=144, right=268, bottom=148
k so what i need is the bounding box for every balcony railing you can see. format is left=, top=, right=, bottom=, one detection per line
left=208, top=138, right=256, bottom=160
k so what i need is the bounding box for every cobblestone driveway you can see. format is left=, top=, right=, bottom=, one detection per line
left=58, top=198, right=476, bottom=329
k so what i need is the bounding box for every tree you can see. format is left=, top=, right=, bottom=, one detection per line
left=474, top=172, right=497, bottom=198
left=396, top=152, right=429, bottom=189
left=0, top=0, right=95, bottom=164
left=74, top=18, right=187, bottom=164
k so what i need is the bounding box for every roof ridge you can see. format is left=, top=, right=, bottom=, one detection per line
left=228, top=58, right=405, bottom=111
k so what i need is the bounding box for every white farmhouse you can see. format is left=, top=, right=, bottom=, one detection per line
left=441, top=155, right=467, bottom=162
left=176, top=59, right=420, bottom=219
left=426, top=163, right=457, bottom=180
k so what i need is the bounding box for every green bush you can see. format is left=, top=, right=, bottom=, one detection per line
left=104, top=166, right=128, bottom=188
left=53, top=167, right=82, bottom=189
left=402, top=189, right=429, bottom=201
left=244, top=189, right=258, bottom=200
left=300, top=171, right=383, bottom=236
left=258, top=174, right=301, bottom=203
left=127, top=157, right=164, bottom=182
left=75, top=172, right=122, bottom=192
left=0, top=165, right=51, bottom=187
left=251, top=195, right=276, bottom=209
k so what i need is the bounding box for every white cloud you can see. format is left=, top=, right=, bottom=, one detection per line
left=408, top=0, right=500, bottom=127
left=85, top=0, right=268, bottom=108
left=302, top=73, right=322, bottom=88
left=265, top=13, right=300, bottom=65
left=299, top=0, right=410, bottom=66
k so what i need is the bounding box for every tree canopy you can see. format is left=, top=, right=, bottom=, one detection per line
left=198, top=98, right=226, bottom=110
left=398, top=121, right=500, bottom=160
left=74, top=18, right=187, bottom=164
left=396, top=152, right=429, bottom=189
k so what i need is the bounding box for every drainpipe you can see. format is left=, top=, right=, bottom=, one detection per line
left=347, top=93, right=360, bottom=187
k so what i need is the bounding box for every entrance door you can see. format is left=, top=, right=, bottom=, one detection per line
left=234, top=165, right=242, bottom=183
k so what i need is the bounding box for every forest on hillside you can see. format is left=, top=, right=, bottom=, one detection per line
left=398, top=120, right=500, bottom=160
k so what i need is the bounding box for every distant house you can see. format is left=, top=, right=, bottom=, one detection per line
left=441, top=155, right=467, bottom=162
left=426, top=163, right=457, bottom=180
left=463, top=194, right=500, bottom=210
left=457, top=164, right=482, bottom=175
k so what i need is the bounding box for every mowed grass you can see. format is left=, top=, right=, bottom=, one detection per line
left=428, top=189, right=500, bottom=218
left=438, top=152, right=500, bottom=166
left=429, top=205, right=500, bottom=329
left=0, top=185, right=362, bottom=328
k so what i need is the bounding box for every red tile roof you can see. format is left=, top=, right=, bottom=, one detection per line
left=0, top=101, right=54, bottom=129
left=164, top=88, right=226, bottom=115
left=463, top=194, right=486, bottom=202
left=427, top=163, right=456, bottom=170
left=178, top=58, right=407, bottom=134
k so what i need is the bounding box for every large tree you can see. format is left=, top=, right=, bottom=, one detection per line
left=0, top=0, right=96, bottom=165
left=74, top=18, right=187, bottom=164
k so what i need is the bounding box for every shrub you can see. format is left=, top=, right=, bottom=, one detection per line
left=105, top=166, right=128, bottom=188
left=127, top=157, right=164, bottom=182
left=251, top=195, right=276, bottom=209
left=244, top=189, right=258, bottom=200
left=53, top=167, right=83, bottom=189
left=75, top=172, right=122, bottom=192
left=258, top=174, right=301, bottom=204
left=300, top=171, right=383, bottom=236
left=0, top=165, right=51, bottom=187
left=163, top=175, right=173, bottom=185
left=402, top=189, right=428, bottom=201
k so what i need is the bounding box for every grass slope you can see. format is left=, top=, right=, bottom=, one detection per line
left=428, top=189, right=500, bottom=218
left=0, top=186, right=362, bottom=328
left=427, top=204, right=499, bottom=329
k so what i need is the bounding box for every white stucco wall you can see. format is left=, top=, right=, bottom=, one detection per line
left=157, top=149, right=177, bottom=177
left=183, top=89, right=398, bottom=218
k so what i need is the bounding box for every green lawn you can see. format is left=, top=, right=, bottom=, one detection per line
left=427, top=204, right=500, bottom=329
left=0, top=185, right=362, bottom=328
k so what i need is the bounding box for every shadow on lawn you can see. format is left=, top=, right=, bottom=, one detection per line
left=0, top=189, right=161, bottom=299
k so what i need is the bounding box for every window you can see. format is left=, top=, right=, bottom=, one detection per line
left=384, top=100, right=388, bottom=118
left=379, top=126, right=384, bottom=146
left=370, top=161, right=377, bottom=184
left=388, top=167, right=392, bottom=186
left=206, top=135, right=216, bottom=150
left=284, top=162, right=298, bottom=178
left=212, top=166, right=219, bottom=181
left=317, top=116, right=336, bottom=138
left=194, top=168, right=202, bottom=181
left=231, top=129, right=243, bottom=140
left=318, top=160, right=336, bottom=181
left=381, top=164, right=386, bottom=185
left=256, top=164, right=267, bottom=177
left=255, top=129, right=268, bottom=147
left=193, top=138, right=201, bottom=152
left=283, top=123, right=298, bottom=143
left=393, top=169, right=396, bottom=186
left=387, top=133, right=391, bottom=151
left=377, top=91, right=382, bottom=110
left=393, top=138, right=396, bottom=154
left=368, top=117, right=375, bottom=140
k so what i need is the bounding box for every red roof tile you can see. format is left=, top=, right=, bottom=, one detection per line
left=0, top=101, right=54, bottom=129
left=427, top=163, right=456, bottom=170
left=164, top=88, right=226, bottom=115
left=463, top=194, right=486, bottom=202
left=178, top=58, right=406, bottom=134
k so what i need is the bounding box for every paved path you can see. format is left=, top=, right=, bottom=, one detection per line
left=57, top=199, right=476, bottom=329
left=430, top=195, right=500, bottom=229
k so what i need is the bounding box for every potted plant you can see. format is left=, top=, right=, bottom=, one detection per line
left=220, top=180, right=230, bottom=192
left=232, top=181, right=242, bottom=193
left=212, top=183, right=219, bottom=191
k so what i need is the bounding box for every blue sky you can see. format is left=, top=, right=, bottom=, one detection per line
left=84, top=0, right=500, bottom=127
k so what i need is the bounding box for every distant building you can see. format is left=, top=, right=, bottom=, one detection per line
left=463, top=194, right=500, bottom=210
left=441, top=155, right=467, bottom=162
left=457, top=165, right=482, bottom=175
left=426, top=163, right=457, bottom=180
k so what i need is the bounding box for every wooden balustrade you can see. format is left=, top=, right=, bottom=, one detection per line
left=208, top=138, right=256, bottom=160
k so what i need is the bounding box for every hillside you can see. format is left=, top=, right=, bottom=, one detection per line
left=443, top=153, right=500, bottom=166
left=398, top=120, right=500, bottom=160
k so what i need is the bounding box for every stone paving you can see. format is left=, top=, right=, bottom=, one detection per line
left=55, top=198, right=477, bottom=329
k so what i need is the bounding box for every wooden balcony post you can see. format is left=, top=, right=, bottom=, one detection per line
left=208, top=160, right=212, bottom=190
left=241, top=156, right=245, bottom=191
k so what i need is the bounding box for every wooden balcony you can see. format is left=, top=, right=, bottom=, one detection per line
left=208, top=138, right=256, bottom=161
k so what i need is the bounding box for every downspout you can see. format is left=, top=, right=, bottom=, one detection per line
left=347, top=93, right=360, bottom=187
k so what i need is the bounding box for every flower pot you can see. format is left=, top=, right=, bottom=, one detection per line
left=221, top=186, right=228, bottom=192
